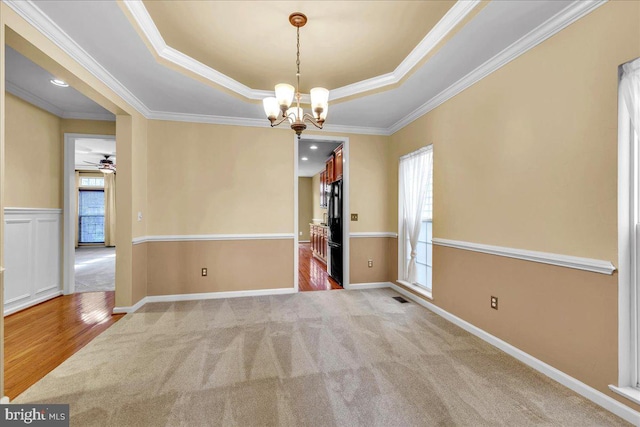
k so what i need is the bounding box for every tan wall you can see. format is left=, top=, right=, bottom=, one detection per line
left=348, top=133, right=390, bottom=233
left=298, top=177, right=313, bottom=241
left=5, top=93, right=61, bottom=208
left=391, top=1, right=639, bottom=263
left=389, top=0, right=640, bottom=412
left=350, top=237, right=392, bottom=284
left=132, top=242, right=147, bottom=304
left=432, top=246, right=619, bottom=397
left=3, top=93, right=117, bottom=211
left=311, top=171, right=326, bottom=222
left=60, top=118, right=115, bottom=136
left=131, top=116, right=147, bottom=240
left=147, top=239, right=294, bottom=295
left=147, top=121, right=294, bottom=235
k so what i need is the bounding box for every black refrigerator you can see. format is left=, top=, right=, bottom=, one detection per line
left=327, top=179, right=343, bottom=285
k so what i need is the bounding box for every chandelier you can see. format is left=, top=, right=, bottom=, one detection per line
left=262, top=12, right=329, bottom=138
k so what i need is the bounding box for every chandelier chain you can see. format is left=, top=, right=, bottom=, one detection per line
left=296, top=26, right=301, bottom=93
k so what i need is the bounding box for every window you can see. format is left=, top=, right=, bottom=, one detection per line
left=80, top=177, right=104, bottom=188
left=399, top=145, right=433, bottom=296
left=78, top=190, right=105, bottom=243
left=612, top=57, right=640, bottom=403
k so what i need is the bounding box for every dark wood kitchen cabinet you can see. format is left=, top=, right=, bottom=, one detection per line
left=309, top=224, right=327, bottom=264
left=326, top=156, right=335, bottom=184
left=333, top=145, right=343, bottom=181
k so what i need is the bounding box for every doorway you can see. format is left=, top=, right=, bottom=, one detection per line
left=295, top=136, right=349, bottom=292
left=66, top=135, right=117, bottom=294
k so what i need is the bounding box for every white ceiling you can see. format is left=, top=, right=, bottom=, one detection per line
left=5, top=0, right=601, bottom=135
left=4, top=46, right=114, bottom=121
left=298, top=139, right=341, bottom=178
left=75, top=138, right=116, bottom=172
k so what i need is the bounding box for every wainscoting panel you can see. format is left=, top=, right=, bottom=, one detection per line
left=4, top=209, right=62, bottom=315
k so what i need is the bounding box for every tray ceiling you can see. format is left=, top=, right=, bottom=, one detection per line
left=5, top=1, right=604, bottom=135
left=141, top=0, right=456, bottom=93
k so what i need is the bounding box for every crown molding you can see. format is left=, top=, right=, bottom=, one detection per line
left=387, top=0, right=607, bottom=134
left=4, top=0, right=151, bottom=116
left=5, top=0, right=607, bottom=137
left=5, top=80, right=64, bottom=117
left=6, top=81, right=115, bottom=121
left=121, top=0, right=480, bottom=102
left=147, top=110, right=390, bottom=135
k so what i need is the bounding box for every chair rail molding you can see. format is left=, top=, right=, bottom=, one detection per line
left=432, top=238, right=616, bottom=275
left=132, top=233, right=296, bottom=244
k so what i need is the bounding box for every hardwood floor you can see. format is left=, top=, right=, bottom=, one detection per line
left=4, top=291, right=123, bottom=399
left=298, top=243, right=342, bottom=292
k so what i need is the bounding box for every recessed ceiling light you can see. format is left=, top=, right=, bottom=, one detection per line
left=301, top=157, right=308, bottom=161
left=310, top=145, right=318, bottom=150
left=50, top=78, right=69, bottom=87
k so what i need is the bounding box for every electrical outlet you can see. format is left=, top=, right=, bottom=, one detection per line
left=490, top=296, right=498, bottom=310
left=368, top=259, right=373, bottom=268
left=202, top=268, right=207, bottom=277
left=351, top=213, right=358, bottom=221
left=137, top=211, right=143, bottom=221
left=299, top=231, right=302, bottom=236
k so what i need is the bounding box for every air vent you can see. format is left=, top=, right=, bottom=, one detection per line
left=392, top=296, right=409, bottom=304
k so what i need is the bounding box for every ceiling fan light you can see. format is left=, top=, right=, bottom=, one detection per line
left=275, top=84, right=295, bottom=109
left=310, top=87, right=329, bottom=111
left=100, top=167, right=114, bottom=174
left=263, top=97, right=279, bottom=119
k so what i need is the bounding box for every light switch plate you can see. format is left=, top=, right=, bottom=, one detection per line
left=351, top=213, right=358, bottom=221
left=137, top=212, right=143, bottom=221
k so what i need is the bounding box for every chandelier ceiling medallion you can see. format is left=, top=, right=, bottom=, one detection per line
left=263, top=12, right=329, bottom=138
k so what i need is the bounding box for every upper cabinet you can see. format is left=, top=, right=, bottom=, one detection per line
left=334, top=145, right=343, bottom=182
left=326, top=156, right=335, bottom=184
left=318, top=143, right=344, bottom=207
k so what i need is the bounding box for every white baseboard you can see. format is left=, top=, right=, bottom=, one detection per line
left=4, top=291, right=62, bottom=316
left=389, top=283, right=640, bottom=425
left=1, top=396, right=10, bottom=404
left=113, top=287, right=296, bottom=314
left=112, top=296, right=147, bottom=314
left=349, top=282, right=393, bottom=289
left=299, top=240, right=310, bottom=243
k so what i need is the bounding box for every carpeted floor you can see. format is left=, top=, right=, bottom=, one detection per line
left=74, top=246, right=116, bottom=293
left=14, top=288, right=629, bottom=426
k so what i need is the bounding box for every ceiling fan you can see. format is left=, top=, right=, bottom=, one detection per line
left=83, top=155, right=116, bottom=174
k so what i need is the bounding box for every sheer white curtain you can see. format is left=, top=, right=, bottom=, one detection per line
left=621, top=58, right=640, bottom=137
left=399, top=146, right=433, bottom=283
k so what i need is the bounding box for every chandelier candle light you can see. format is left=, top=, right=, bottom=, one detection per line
left=263, top=12, right=329, bottom=138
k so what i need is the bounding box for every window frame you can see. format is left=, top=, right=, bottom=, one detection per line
left=611, top=60, right=640, bottom=405
left=397, top=144, right=434, bottom=300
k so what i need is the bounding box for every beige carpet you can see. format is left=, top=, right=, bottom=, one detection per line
left=14, top=288, right=628, bottom=426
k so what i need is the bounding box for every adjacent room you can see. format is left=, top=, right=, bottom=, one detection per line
left=1, top=1, right=640, bottom=425
left=74, top=138, right=116, bottom=294
left=297, top=138, right=343, bottom=292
